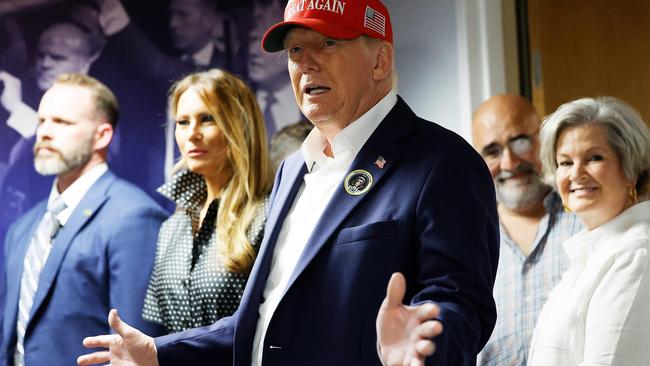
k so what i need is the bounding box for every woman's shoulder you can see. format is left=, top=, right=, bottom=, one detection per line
left=620, top=220, right=650, bottom=248
left=601, top=221, right=650, bottom=273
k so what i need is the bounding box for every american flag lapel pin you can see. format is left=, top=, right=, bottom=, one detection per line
left=374, top=155, right=386, bottom=169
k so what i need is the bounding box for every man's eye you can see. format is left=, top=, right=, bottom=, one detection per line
left=509, top=137, right=532, bottom=154
left=289, top=46, right=301, bottom=54
left=482, top=147, right=501, bottom=158
left=324, top=39, right=336, bottom=47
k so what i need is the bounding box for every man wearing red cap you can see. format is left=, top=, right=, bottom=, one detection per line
left=78, top=1, right=499, bottom=365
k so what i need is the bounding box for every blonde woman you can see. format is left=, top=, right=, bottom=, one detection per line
left=142, top=69, right=273, bottom=333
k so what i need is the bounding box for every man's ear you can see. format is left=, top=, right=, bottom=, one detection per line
left=372, top=41, right=393, bottom=82
left=93, top=122, right=113, bottom=151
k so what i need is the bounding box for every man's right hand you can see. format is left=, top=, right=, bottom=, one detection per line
left=77, top=309, right=159, bottom=366
left=0, top=71, right=22, bottom=113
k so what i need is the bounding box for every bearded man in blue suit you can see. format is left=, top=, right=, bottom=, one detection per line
left=0, top=73, right=165, bottom=366
left=78, top=0, right=499, bottom=365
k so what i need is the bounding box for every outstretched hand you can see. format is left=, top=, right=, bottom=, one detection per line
left=77, top=309, right=158, bottom=366
left=376, top=273, right=443, bottom=366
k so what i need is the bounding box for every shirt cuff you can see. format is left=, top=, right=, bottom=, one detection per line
left=6, top=102, right=37, bottom=138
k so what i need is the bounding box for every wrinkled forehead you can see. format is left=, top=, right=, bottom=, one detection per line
left=283, top=26, right=341, bottom=47
left=39, top=25, right=91, bottom=56
left=473, top=108, right=538, bottom=147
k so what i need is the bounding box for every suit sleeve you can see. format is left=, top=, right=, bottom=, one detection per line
left=155, top=312, right=236, bottom=366
left=413, top=142, right=499, bottom=365
left=107, top=203, right=166, bottom=337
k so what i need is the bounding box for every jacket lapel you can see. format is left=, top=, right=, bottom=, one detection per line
left=3, top=203, right=47, bottom=345
left=281, top=98, right=415, bottom=298
left=26, top=172, right=115, bottom=329
left=234, top=155, right=308, bottom=360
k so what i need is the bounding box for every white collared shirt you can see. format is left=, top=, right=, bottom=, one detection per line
left=189, top=42, right=214, bottom=67
left=251, top=90, right=397, bottom=366
left=47, top=163, right=108, bottom=226
left=528, top=200, right=650, bottom=366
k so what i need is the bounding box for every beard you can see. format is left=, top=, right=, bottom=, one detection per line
left=495, top=162, right=550, bottom=210
left=33, top=136, right=93, bottom=176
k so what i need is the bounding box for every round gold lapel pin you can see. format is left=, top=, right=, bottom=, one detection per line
left=344, top=169, right=373, bottom=196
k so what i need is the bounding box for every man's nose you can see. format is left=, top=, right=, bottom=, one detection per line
left=36, top=119, right=54, bottom=140
left=40, top=54, right=56, bottom=68
left=499, top=147, right=520, bottom=172
left=295, top=49, right=321, bottom=74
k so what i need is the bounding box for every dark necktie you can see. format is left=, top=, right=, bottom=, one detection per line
left=263, top=92, right=277, bottom=140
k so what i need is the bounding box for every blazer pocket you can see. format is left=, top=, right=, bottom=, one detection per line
left=335, top=220, right=399, bottom=245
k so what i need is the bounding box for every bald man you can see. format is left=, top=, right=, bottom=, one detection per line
left=35, top=22, right=95, bottom=92
left=471, top=95, right=582, bottom=365
left=1, top=22, right=95, bottom=142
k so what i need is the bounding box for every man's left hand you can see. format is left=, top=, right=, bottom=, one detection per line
left=376, top=272, right=443, bottom=366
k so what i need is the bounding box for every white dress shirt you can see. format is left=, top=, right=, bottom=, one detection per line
left=47, top=163, right=108, bottom=226
left=528, top=200, right=650, bottom=366
left=251, top=90, right=397, bottom=366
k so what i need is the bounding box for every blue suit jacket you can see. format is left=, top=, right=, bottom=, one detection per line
left=156, top=98, right=499, bottom=365
left=0, top=171, right=167, bottom=366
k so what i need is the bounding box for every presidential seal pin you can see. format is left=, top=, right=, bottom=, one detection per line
left=344, top=169, right=373, bottom=196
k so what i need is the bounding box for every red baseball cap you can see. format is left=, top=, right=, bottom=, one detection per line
left=261, top=0, right=393, bottom=52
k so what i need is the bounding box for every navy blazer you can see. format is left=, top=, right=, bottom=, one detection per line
left=156, top=97, right=499, bottom=365
left=0, top=171, right=167, bottom=366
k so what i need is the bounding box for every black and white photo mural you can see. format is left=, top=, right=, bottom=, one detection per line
left=0, top=0, right=301, bottom=290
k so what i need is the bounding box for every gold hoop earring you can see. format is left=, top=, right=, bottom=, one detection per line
left=628, top=186, right=638, bottom=203
left=562, top=204, right=572, bottom=213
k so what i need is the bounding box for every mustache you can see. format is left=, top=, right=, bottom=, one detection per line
left=496, top=162, right=538, bottom=183
left=33, top=141, right=61, bottom=156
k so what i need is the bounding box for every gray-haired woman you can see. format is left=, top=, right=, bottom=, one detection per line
left=528, top=96, right=650, bottom=366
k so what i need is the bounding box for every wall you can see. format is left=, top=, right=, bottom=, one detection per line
left=328, top=0, right=513, bottom=142
left=528, top=0, right=650, bottom=122
left=383, top=0, right=463, bottom=136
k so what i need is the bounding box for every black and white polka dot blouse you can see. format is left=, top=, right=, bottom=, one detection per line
left=142, top=170, right=268, bottom=333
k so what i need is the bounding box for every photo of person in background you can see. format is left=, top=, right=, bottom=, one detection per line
left=529, top=96, right=650, bottom=365
left=142, top=69, right=273, bottom=334
left=0, top=6, right=108, bottom=254
left=247, top=0, right=303, bottom=138
left=269, top=119, right=313, bottom=173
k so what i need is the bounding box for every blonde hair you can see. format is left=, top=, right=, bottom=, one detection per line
left=54, top=73, right=119, bottom=127
left=168, top=69, right=273, bottom=274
